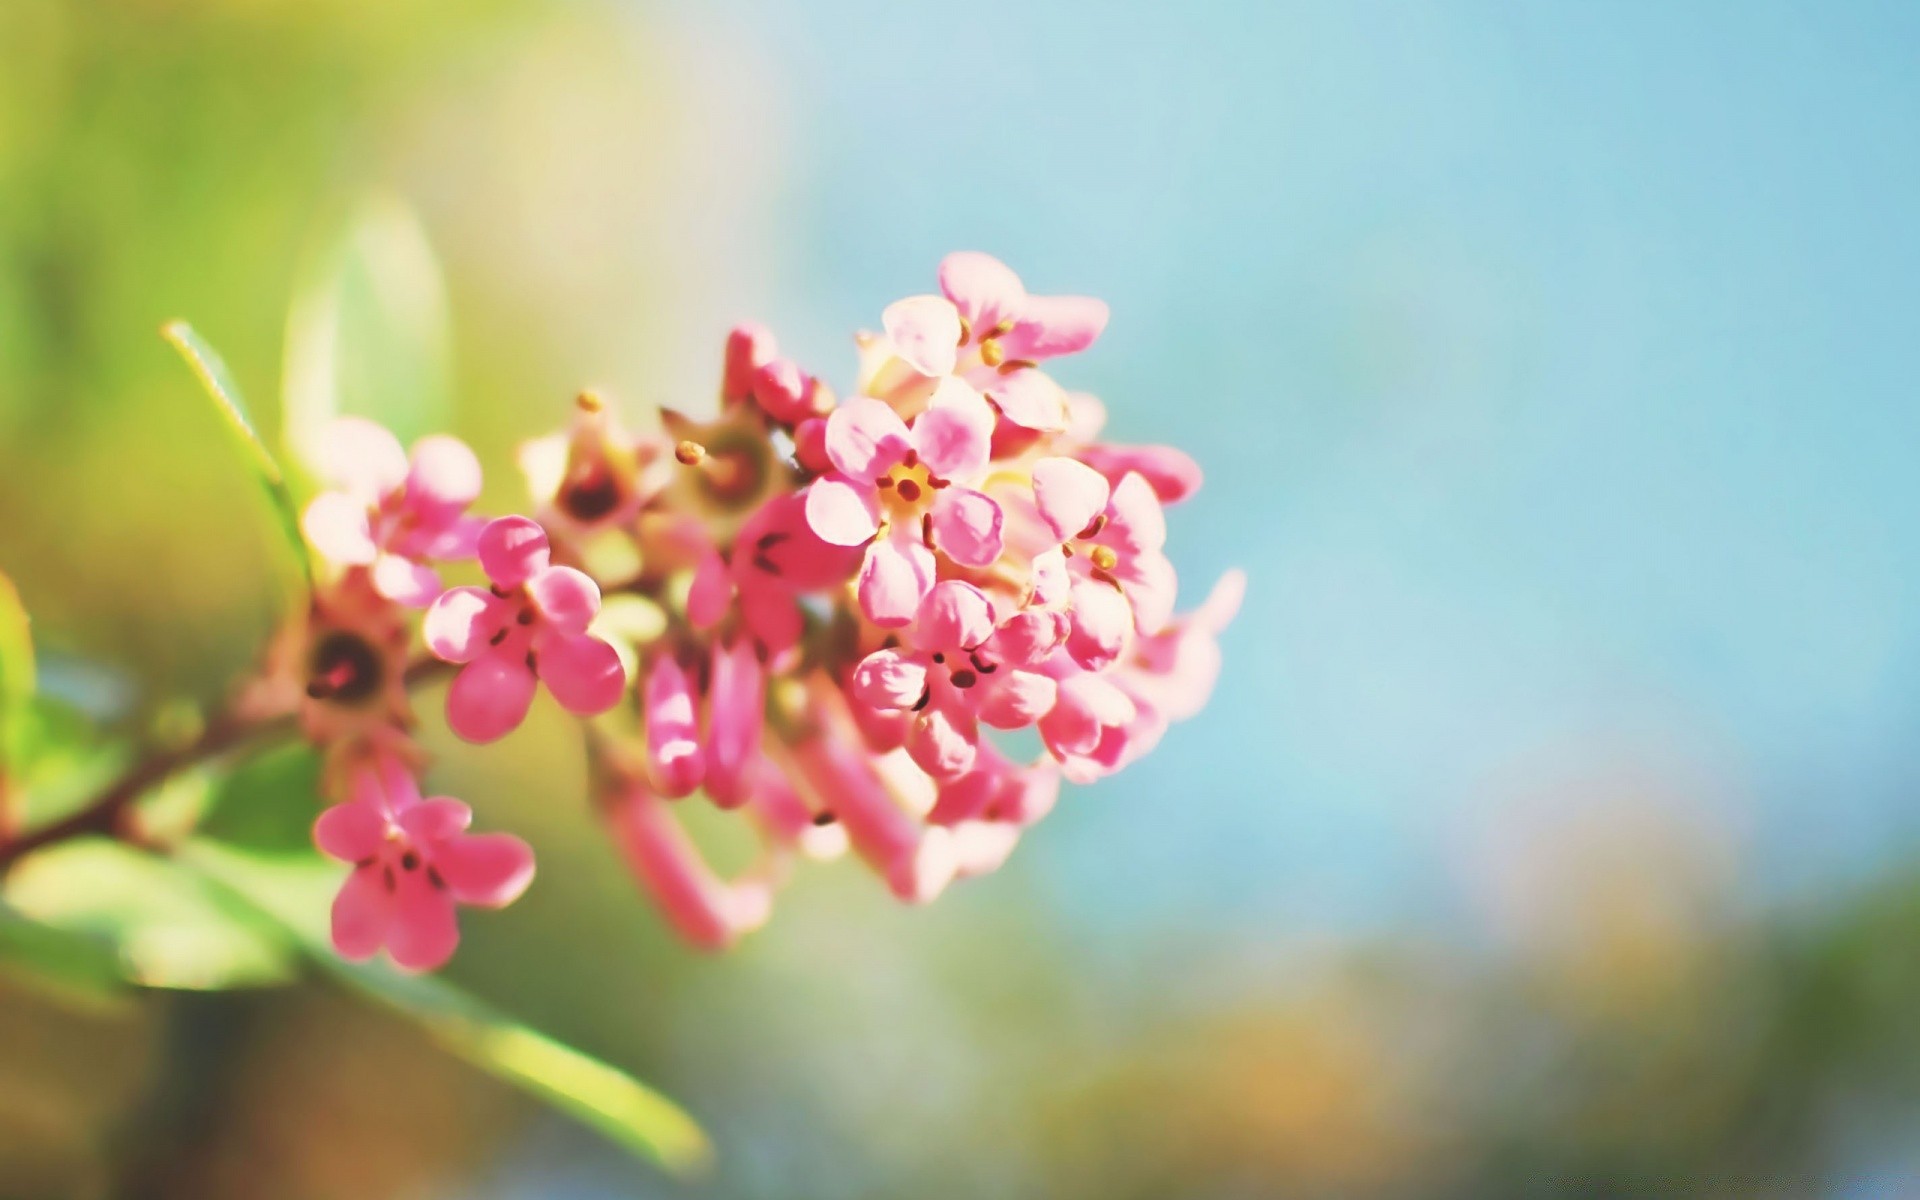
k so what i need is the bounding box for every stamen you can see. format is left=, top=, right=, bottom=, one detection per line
left=811, top=810, right=838, bottom=827
left=575, top=389, right=605, bottom=414
left=949, top=669, right=977, bottom=689
left=956, top=316, right=973, bottom=346
left=968, top=650, right=998, bottom=675
left=911, top=684, right=932, bottom=712
left=383, top=866, right=397, bottom=893
left=1090, top=545, right=1119, bottom=572
left=876, top=476, right=894, bottom=488
left=988, top=318, right=1016, bottom=338
left=979, top=338, right=1005, bottom=368
left=427, top=866, right=446, bottom=890
left=517, top=608, right=535, bottom=625
left=675, top=439, right=707, bottom=466
left=895, top=478, right=922, bottom=503
left=401, top=852, right=419, bottom=871
left=1077, top=514, right=1108, bottom=540
left=998, top=358, right=1037, bottom=375
left=490, top=629, right=509, bottom=646
left=921, top=513, right=934, bottom=547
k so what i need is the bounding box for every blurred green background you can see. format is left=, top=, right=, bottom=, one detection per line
left=6, top=0, right=1920, bottom=1196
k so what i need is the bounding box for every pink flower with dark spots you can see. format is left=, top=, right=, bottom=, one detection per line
left=300, top=417, right=485, bottom=606
left=314, top=754, right=534, bottom=972
left=849, top=582, right=1058, bottom=780
left=876, top=252, right=1109, bottom=433
left=804, top=382, right=1004, bottom=626
left=693, top=493, right=862, bottom=656
left=423, top=516, right=627, bottom=743
left=1030, top=466, right=1179, bottom=670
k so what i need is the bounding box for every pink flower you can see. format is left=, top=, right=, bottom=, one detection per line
left=804, top=382, right=1004, bottom=626
left=877, top=252, right=1109, bottom=433
left=314, top=754, right=534, bottom=972
left=849, top=582, right=1059, bottom=780
left=423, top=516, right=627, bottom=742
left=1031, top=467, right=1179, bottom=670
left=300, top=417, right=484, bottom=606
left=695, top=493, right=862, bottom=656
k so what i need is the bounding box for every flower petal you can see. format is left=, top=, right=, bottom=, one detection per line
left=423, top=586, right=508, bottom=663
left=319, top=416, right=409, bottom=498
left=803, top=476, right=881, bottom=547
left=445, top=653, right=538, bottom=743
left=1078, top=443, right=1203, bottom=506
left=928, top=488, right=1003, bottom=568
left=687, top=549, right=733, bottom=630
left=1001, top=294, right=1109, bottom=361
left=881, top=294, right=962, bottom=377
left=370, top=553, right=443, bottom=608
left=330, top=867, right=392, bottom=962
left=476, top=515, right=551, bottom=588
left=1066, top=578, right=1133, bottom=671
left=857, top=537, right=936, bottom=628
left=536, top=630, right=627, bottom=716
left=910, top=378, right=994, bottom=481
left=989, top=608, right=1070, bottom=668
left=823, top=397, right=910, bottom=482
left=1031, top=456, right=1112, bottom=543
left=644, top=653, right=705, bottom=797
left=937, top=251, right=1025, bottom=330
left=434, top=832, right=536, bottom=908
left=385, top=872, right=460, bottom=972
left=301, top=493, right=378, bottom=566
left=983, top=366, right=1069, bottom=432
left=915, top=580, right=996, bottom=651
left=314, top=800, right=388, bottom=863
left=1119, top=550, right=1180, bottom=634
left=527, top=565, right=601, bottom=634
left=977, top=670, right=1058, bottom=730
left=395, top=797, right=472, bottom=844
left=850, top=649, right=930, bottom=712
left=405, top=434, right=483, bottom=519
left=1105, top=472, right=1167, bottom=553
left=704, top=639, right=765, bottom=808
left=1030, top=547, right=1071, bottom=607
left=907, top=703, right=979, bottom=779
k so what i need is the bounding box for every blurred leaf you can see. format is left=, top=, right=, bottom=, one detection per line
left=161, top=321, right=314, bottom=592
left=284, top=195, right=453, bottom=464
left=186, top=842, right=714, bottom=1178
left=0, top=908, right=128, bottom=1012
left=10, top=698, right=127, bottom=831
left=196, top=741, right=324, bottom=856
left=7, top=839, right=297, bottom=991
left=0, top=572, right=32, bottom=773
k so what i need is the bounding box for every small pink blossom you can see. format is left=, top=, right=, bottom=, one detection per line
left=804, top=382, right=1004, bottom=626
left=424, top=516, right=627, bottom=742
left=314, top=754, right=534, bottom=972
left=849, top=582, right=1058, bottom=780
left=1031, top=469, right=1178, bottom=670
left=300, top=417, right=484, bottom=606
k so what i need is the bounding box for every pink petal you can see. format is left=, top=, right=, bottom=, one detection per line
left=977, top=670, right=1058, bottom=730
left=536, top=630, right=627, bottom=716
left=1065, top=391, right=1108, bottom=442
left=850, top=649, right=930, bottom=712
left=1000, top=294, right=1109, bottom=361
left=423, top=586, right=508, bottom=663
left=434, top=832, right=536, bottom=907
left=723, top=322, right=777, bottom=404
left=405, top=435, right=483, bottom=519
left=823, top=397, right=910, bottom=482
left=804, top=476, right=881, bottom=547
left=915, top=580, right=996, bottom=651
left=910, top=379, right=994, bottom=481
left=703, top=639, right=764, bottom=808
left=1066, top=578, right=1133, bottom=671
left=1031, top=456, right=1112, bottom=542
left=737, top=492, right=864, bottom=590
left=610, top=787, right=770, bottom=949
left=937, top=251, right=1026, bottom=330
left=644, top=654, right=706, bottom=797
left=370, top=553, right=443, bottom=608
left=1119, top=551, right=1180, bottom=634
left=857, top=537, right=936, bottom=628
left=1078, top=443, right=1204, bottom=506
left=928, top=488, right=1004, bottom=568
left=301, top=493, right=377, bottom=565
left=476, top=515, right=552, bottom=588
left=907, top=703, right=979, bottom=779
left=881, top=294, right=962, bottom=377
left=319, top=416, right=409, bottom=498
left=792, top=416, right=832, bottom=473
left=990, top=608, right=1070, bottom=668
left=527, top=565, right=601, bottom=634
left=413, top=513, right=485, bottom=561
left=314, top=800, right=388, bottom=863
left=787, top=732, right=953, bottom=903
left=445, top=653, right=538, bottom=743
left=1039, top=672, right=1135, bottom=759
left=395, top=797, right=472, bottom=844
left=1105, top=472, right=1167, bottom=553
left=1030, top=548, right=1071, bottom=607
left=330, top=868, right=392, bottom=962
left=385, top=872, right=460, bottom=972
left=740, top=584, right=803, bottom=655
left=751, top=358, right=823, bottom=424
left=687, top=549, right=734, bottom=630
left=983, top=367, right=1070, bottom=433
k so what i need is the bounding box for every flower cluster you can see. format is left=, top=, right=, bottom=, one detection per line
left=283, top=253, right=1240, bottom=969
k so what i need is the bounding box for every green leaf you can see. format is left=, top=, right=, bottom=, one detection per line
left=195, top=741, right=323, bottom=855
left=160, top=321, right=313, bottom=591
left=0, top=572, right=33, bottom=773
left=185, top=843, right=713, bottom=1177
left=6, top=839, right=297, bottom=991
left=0, top=908, right=128, bottom=1011
left=284, top=195, right=453, bottom=462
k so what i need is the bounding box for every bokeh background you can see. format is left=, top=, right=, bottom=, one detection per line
left=4, top=0, right=1920, bottom=1195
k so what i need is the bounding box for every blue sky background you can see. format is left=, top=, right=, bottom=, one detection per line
left=683, top=0, right=1920, bottom=939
